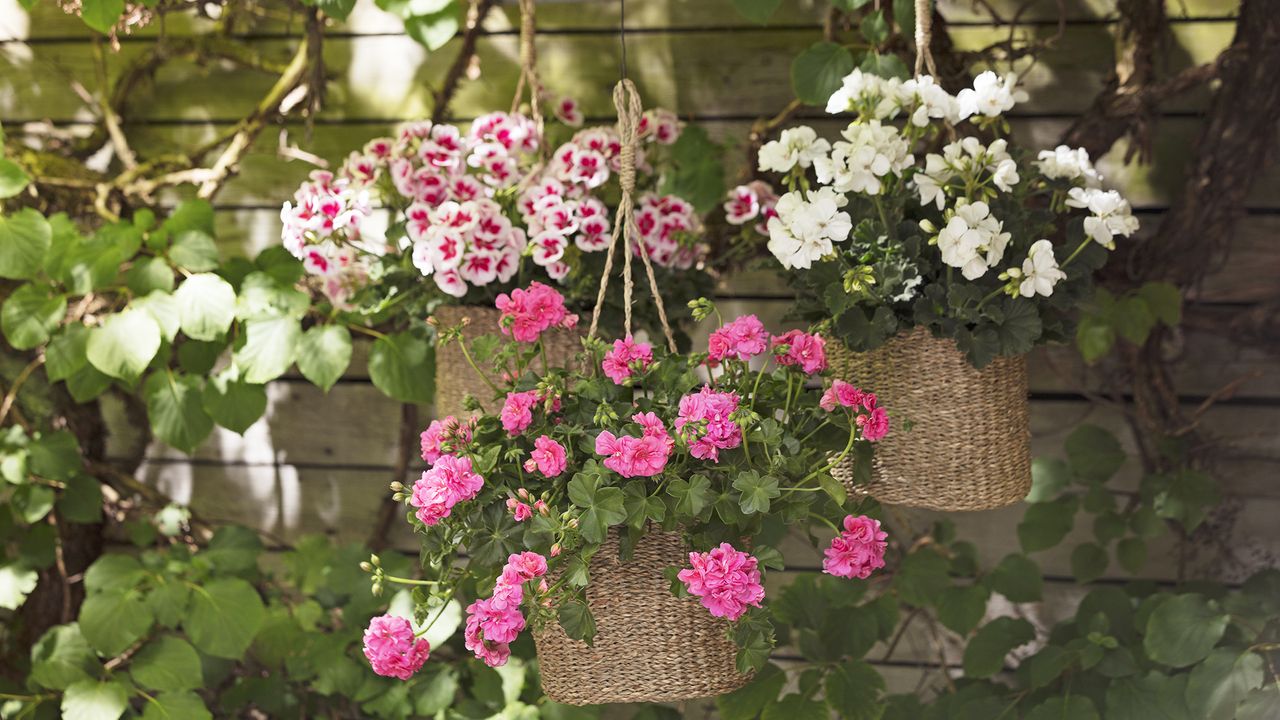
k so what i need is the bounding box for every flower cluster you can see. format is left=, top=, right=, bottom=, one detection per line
left=501, top=388, right=560, bottom=436
left=677, top=543, right=766, bottom=621
left=496, top=281, right=579, bottom=343
left=420, top=415, right=475, bottom=465
left=464, top=552, right=549, bottom=667
left=772, top=329, right=829, bottom=375
left=634, top=193, right=708, bottom=270
left=722, top=180, right=780, bottom=237
left=675, top=387, right=743, bottom=462
left=410, top=455, right=485, bottom=526
left=708, top=314, right=770, bottom=365
left=819, top=380, right=889, bottom=441
left=595, top=412, right=675, bottom=478
left=822, top=515, right=888, bottom=579
left=362, top=615, right=431, bottom=680
left=601, top=336, right=653, bottom=385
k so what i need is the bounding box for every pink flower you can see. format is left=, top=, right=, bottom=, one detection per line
left=857, top=406, right=890, bottom=442
left=820, top=380, right=866, bottom=412
left=419, top=416, right=473, bottom=464
left=677, top=543, right=766, bottom=621
left=723, top=185, right=762, bottom=225
left=554, top=96, right=584, bottom=127
left=409, top=455, right=484, bottom=526
left=495, top=282, right=572, bottom=343
left=363, top=615, right=431, bottom=680
left=528, top=435, right=567, bottom=477
left=501, top=390, right=539, bottom=436
left=506, top=498, right=532, bottom=522
left=505, top=552, right=548, bottom=581
left=707, top=315, right=770, bottom=366
left=675, top=387, right=742, bottom=462
left=601, top=336, right=654, bottom=385
left=465, top=597, right=523, bottom=666
left=595, top=414, right=674, bottom=479
left=822, top=515, right=888, bottom=579
left=772, top=330, right=828, bottom=375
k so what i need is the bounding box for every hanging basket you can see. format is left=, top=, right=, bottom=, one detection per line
left=829, top=327, right=1031, bottom=511
left=533, top=529, right=749, bottom=705
left=432, top=305, right=583, bottom=419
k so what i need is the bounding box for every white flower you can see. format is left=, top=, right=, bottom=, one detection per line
left=1066, top=187, right=1140, bottom=249
left=992, top=158, right=1020, bottom=192
left=934, top=200, right=1010, bottom=280
left=767, top=188, right=852, bottom=270
left=813, top=120, right=914, bottom=196
left=826, top=69, right=890, bottom=115
left=899, top=75, right=960, bottom=126
left=913, top=153, right=954, bottom=210
left=956, top=71, right=1027, bottom=120
left=1011, top=239, right=1067, bottom=297
left=758, top=126, right=832, bottom=173
left=1036, top=145, right=1101, bottom=187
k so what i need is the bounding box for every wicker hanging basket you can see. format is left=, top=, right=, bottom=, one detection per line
left=829, top=327, right=1031, bottom=511
left=432, top=305, right=583, bottom=419
left=533, top=529, right=750, bottom=705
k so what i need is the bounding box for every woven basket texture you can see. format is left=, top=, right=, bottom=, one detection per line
left=533, top=529, right=750, bottom=705
left=829, top=327, right=1031, bottom=511
left=432, top=305, right=583, bottom=419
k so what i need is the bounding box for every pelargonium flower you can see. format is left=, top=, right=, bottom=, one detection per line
left=766, top=187, right=853, bottom=271
left=707, top=315, right=770, bottom=366
left=501, top=390, right=539, bottom=436
left=771, top=329, right=828, bottom=375
left=595, top=413, right=674, bottom=478
left=639, top=108, right=681, bottom=145
left=504, top=551, right=549, bottom=582
left=675, top=386, right=742, bottom=462
left=634, top=194, right=707, bottom=270
left=506, top=498, right=532, bottom=522
left=857, top=406, right=890, bottom=442
left=677, top=543, right=766, bottom=621
left=495, top=282, right=577, bottom=343
left=822, top=515, right=888, bottom=579
left=362, top=615, right=431, bottom=680
left=757, top=126, right=830, bottom=174
left=525, top=435, right=567, bottom=477
left=280, top=170, right=372, bottom=260
left=956, top=71, right=1026, bottom=120
left=410, top=455, right=484, bottom=526
left=465, top=597, right=523, bottom=665
left=820, top=380, right=866, bottom=412
left=1066, top=187, right=1140, bottom=250
left=419, top=416, right=474, bottom=465
left=554, top=96, right=585, bottom=127
left=722, top=180, right=779, bottom=237
left=601, top=336, right=653, bottom=385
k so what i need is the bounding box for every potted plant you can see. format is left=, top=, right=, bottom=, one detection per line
left=733, top=68, right=1139, bottom=510
left=358, top=286, right=891, bottom=705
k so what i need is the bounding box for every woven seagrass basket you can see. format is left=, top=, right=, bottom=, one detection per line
left=829, top=326, right=1031, bottom=511
left=432, top=305, right=584, bottom=419
left=533, top=529, right=750, bottom=705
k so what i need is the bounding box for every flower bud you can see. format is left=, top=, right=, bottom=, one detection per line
left=550, top=543, right=562, bottom=557
left=389, top=481, right=405, bottom=492
left=370, top=554, right=381, bottom=568
left=567, top=518, right=579, bottom=529
left=360, top=561, right=373, bottom=572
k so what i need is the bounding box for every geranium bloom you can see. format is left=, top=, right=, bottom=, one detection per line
left=554, top=96, right=584, bottom=127
left=823, top=515, right=888, bottom=579
left=820, top=380, right=865, bottom=412
left=419, top=416, right=473, bottom=465
left=506, top=498, right=532, bottom=522
left=525, top=435, right=567, bottom=477
left=363, top=615, right=431, bottom=680
left=771, top=330, right=828, bottom=374
left=601, top=336, right=653, bottom=385
left=465, top=597, right=524, bottom=662
left=1010, top=239, right=1067, bottom=298
left=814, top=120, right=914, bottom=196
left=595, top=413, right=674, bottom=478
left=934, top=200, right=1011, bottom=280
left=1066, top=187, right=1140, bottom=249
left=677, top=543, right=766, bottom=621
left=505, top=552, right=549, bottom=582
left=757, top=126, right=831, bottom=174
left=1036, top=145, right=1101, bottom=187
left=956, top=71, right=1026, bottom=119
left=766, top=187, right=852, bottom=270
left=857, top=406, right=890, bottom=442
left=501, top=390, right=540, bottom=436
left=410, top=455, right=484, bottom=526
left=675, top=387, right=742, bottom=462
left=707, top=315, right=770, bottom=365
left=495, top=282, right=577, bottom=343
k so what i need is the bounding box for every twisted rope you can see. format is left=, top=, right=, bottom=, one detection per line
left=511, top=0, right=544, bottom=132
left=586, top=80, right=679, bottom=352
left=914, top=0, right=937, bottom=77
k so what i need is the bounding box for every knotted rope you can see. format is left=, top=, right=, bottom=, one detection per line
left=913, top=0, right=937, bottom=77
left=510, top=0, right=544, bottom=132
left=586, top=80, right=679, bottom=353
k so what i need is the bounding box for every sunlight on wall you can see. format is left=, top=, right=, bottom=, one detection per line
left=345, top=0, right=429, bottom=118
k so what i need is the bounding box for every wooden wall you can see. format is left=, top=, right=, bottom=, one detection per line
left=3, top=0, right=1277, bottom=698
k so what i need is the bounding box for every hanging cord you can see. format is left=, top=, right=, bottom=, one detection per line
left=913, top=0, right=937, bottom=77
left=510, top=0, right=544, bottom=132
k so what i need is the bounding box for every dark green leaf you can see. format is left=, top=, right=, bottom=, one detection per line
left=1236, top=687, right=1280, bottom=720
left=0, top=208, right=52, bottom=280
left=2, top=283, right=65, bottom=349
left=1105, top=672, right=1195, bottom=720
left=937, top=584, right=990, bottom=635
left=989, top=553, right=1043, bottom=602
left=1071, top=542, right=1109, bottom=584
left=825, top=660, right=885, bottom=720
left=84, top=554, right=145, bottom=594
left=79, top=589, right=154, bottom=655
left=59, top=474, right=103, bottom=523
left=1018, top=496, right=1077, bottom=553
left=139, top=692, right=213, bottom=720
left=30, top=429, right=83, bottom=481
left=1024, top=697, right=1099, bottom=720
left=962, top=617, right=1035, bottom=678
left=125, top=257, right=175, bottom=296
left=557, top=600, right=596, bottom=645
left=1112, top=296, right=1156, bottom=345
left=1138, top=282, right=1181, bottom=327
left=130, top=636, right=203, bottom=692
left=733, top=471, right=780, bottom=515
left=893, top=547, right=950, bottom=606
left=1143, top=594, right=1228, bottom=668
left=791, top=42, right=854, bottom=105
left=717, top=663, right=785, bottom=720
left=1185, top=648, right=1264, bottom=720
left=144, top=371, right=214, bottom=453
left=368, top=332, right=435, bottom=404
left=1117, top=537, right=1146, bottom=574
left=761, top=694, right=827, bottom=720
left=183, top=578, right=266, bottom=659
left=667, top=474, right=714, bottom=517
left=860, top=10, right=889, bottom=45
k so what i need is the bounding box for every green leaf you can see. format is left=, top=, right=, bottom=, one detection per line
left=87, top=309, right=161, bottom=382
left=1236, top=687, right=1280, bottom=720
left=892, top=0, right=915, bottom=38
left=412, top=665, right=460, bottom=715
left=46, top=325, right=90, bottom=381
left=0, top=208, right=52, bottom=280
left=717, top=663, right=785, bottom=720
left=818, top=472, right=847, bottom=506
left=1185, top=648, right=1263, bottom=720
left=309, top=0, right=357, bottom=20
left=791, top=42, right=855, bottom=105
left=234, top=316, right=301, bottom=383
left=1112, top=296, right=1156, bottom=345
left=368, top=332, right=435, bottom=404
left=14, top=483, right=55, bottom=522
left=148, top=581, right=191, bottom=628
left=79, top=589, right=155, bottom=655
left=1024, top=697, right=1099, bottom=720
left=824, top=660, right=885, bottom=720
left=658, top=125, right=726, bottom=214
left=59, top=474, right=103, bottom=523
left=1066, top=424, right=1125, bottom=482
left=404, top=3, right=460, bottom=50
left=0, top=562, right=38, bottom=609
left=731, top=0, right=781, bottom=24
left=84, top=554, right=145, bottom=594
left=235, top=272, right=308, bottom=321
left=1018, top=496, right=1077, bottom=553
left=937, top=584, right=990, bottom=635
left=1143, top=594, right=1228, bottom=668
left=1071, top=542, right=1109, bottom=584
left=130, top=636, right=203, bottom=692
left=2, top=283, right=65, bottom=349
left=761, top=694, right=827, bottom=720
left=140, top=692, right=213, bottom=720
left=1117, top=537, right=1146, bottom=574
left=125, top=257, right=175, bottom=296
left=860, top=10, right=889, bottom=44
left=0, top=157, right=30, bottom=198
left=893, top=547, right=950, bottom=606
left=859, top=52, right=910, bottom=81
left=30, top=624, right=98, bottom=690
left=557, top=600, right=596, bottom=645
left=201, top=369, right=267, bottom=434
left=30, top=429, right=83, bottom=480
left=143, top=371, right=214, bottom=453
left=62, top=679, right=129, bottom=720
left=1076, top=314, right=1114, bottom=363
left=134, top=291, right=181, bottom=342
left=183, top=577, right=266, bottom=659
left=962, top=617, right=1035, bottom=678
left=1138, top=282, right=1181, bottom=327
left=296, top=325, right=352, bottom=392
left=174, top=273, right=236, bottom=341
left=567, top=475, right=626, bottom=543
left=168, top=230, right=219, bottom=272
left=1154, top=469, right=1219, bottom=532
left=667, top=474, right=714, bottom=517
left=78, top=0, right=125, bottom=33
left=733, top=471, right=781, bottom=515
left=1026, top=645, right=1072, bottom=688
left=1105, top=672, right=1195, bottom=720
left=1027, top=457, right=1070, bottom=502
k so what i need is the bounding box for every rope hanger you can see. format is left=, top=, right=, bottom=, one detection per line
left=914, top=0, right=937, bottom=77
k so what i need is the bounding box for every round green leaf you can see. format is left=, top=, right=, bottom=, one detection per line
left=937, top=584, right=990, bottom=635
left=167, top=230, right=219, bottom=272
left=78, top=0, right=126, bottom=34
left=1, top=283, right=65, bottom=349
left=368, top=332, right=434, bottom=404
left=791, top=41, right=854, bottom=106
left=0, top=157, right=30, bottom=198
left=79, top=589, right=154, bottom=656
left=58, top=474, right=103, bottom=524
left=1071, top=542, right=1110, bottom=584
left=296, top=324, right=352, bottom=392
left=824, top=660, right=885, bottom=720
left=962, top=617, right=1035, bottom=678
left=989, top=553, right=1043, bottom=602
left=0, top=562, right=38, bottom=610
left=1143, top=594, right=1229, bottom=668
left=134, top=291, right=181, bottom=342
left=45, top=325, right=90, bottom=382
left=1024, top=697, right=1099, bottom=720
left=0, top=208, right=52, bottom=280
left=183, top=577, right=266, bottom=659
left=1186, top=648, right=1264, bottom=720
left=125, top=256, right=175, bottom=296
left=84, top=554, right=146, bottom=594
left=174, top=273, right=236, bottom=341
left=140, top=691, right=213, bottom=720
left=234, top=316, right=301, bottom=383
left=61, top=679, right=128, bottom=720
left=30, top=624, right=98, bottom=690
left=130, top=636, right=203, bottom=692
left=143, top=371, right=214, bottom=453
left=87, top=309, right=161, bottom=382
left=1066, top=424, right=1125, bottom=482
left=201, top=369, right=267, bottom=434
left=29, top=429, right=83, bottom=481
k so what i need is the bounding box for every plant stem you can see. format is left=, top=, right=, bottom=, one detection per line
left=382, top=574, right=442, bottom=587
left=1060, top=236, right=1095, bottom=268
left=418, top=586, right=458, bottom=636
left=458, top=337, right=503, bottom=397
left=800, top=425, right=861, bottom=486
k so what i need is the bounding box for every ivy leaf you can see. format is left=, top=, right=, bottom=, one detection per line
left=79, top=589, right=154, bottom=655
left=1143, top=594, right=1228, bottom=668
left=731, top=0, right=781, bottom=24
left=130, top=636, right=203, bottom=692
left=0, top=157, right=30, bottom=198
left=61, top=679, right=129, bottom=720
left=717, top=663, right=785, bottom=720
left=992, top=297, right=1042, bottom=356
left=733, top=471, right=780, bottom=515
left=1185, top=648, right=1264, bottom=720
left=144, top=371, right=214, bottom=453
left=201, top=369, right=267, bottom=434
left=1018, top=495, right=1077, bottom=553
left=791, top=42, right=854, bottom=106
left=183, top=578, right=266, bottom=659
left=622, top=480, right=665, bottom=530
left=168, top=230, right=219, bottom=272
left=30, top=624, right=98, bottom=690
left=234, top=316, right=301, bottom=384
left=296, top=325, right=352, bottom=392
left=139, top=692, right=213, bottom=720
left=557, top=600, right=596, bottom=645
left=174, top=273, right=236, bottom=341
left=368, top=332, right=435, bottom=404
left=0, top=208, right=51, bottom=280
left=2, top=283, right=66, bottom=349
left=567, top=475, right=625, bottom=544
left=1071, top=542, right=1109, bottom=584
left=824, top=660, right=885, bottom=720
left=87, top=309, right=161, bottom=383
left=937, top=584, right=990, bottom=635
left=962, top=617, right=1035, bottom=678
left=1024, top=697, right=1100, bottom=720
left=667, top=474, right=714, bottom=517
